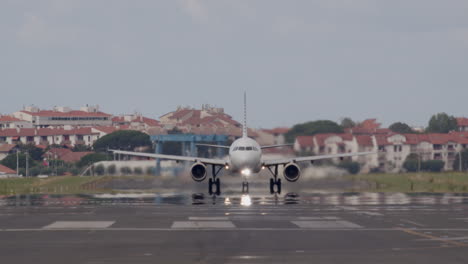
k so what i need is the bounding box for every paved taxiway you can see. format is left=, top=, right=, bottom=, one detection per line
left=1, top=192, right=468, bottom=264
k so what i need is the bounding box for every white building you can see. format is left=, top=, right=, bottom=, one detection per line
left=0, top=115, right=32, bottom=129
left=12, top=105, right=112, bottom=128
left=294, top=132, right=468, bottom=173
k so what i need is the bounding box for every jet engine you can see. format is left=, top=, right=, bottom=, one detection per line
left=283, top=163, right=300, bottom=182
left=191, top=163, right=207, bottom=182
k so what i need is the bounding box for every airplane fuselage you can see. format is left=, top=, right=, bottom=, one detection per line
left=228, top=137, right=262, bottom=175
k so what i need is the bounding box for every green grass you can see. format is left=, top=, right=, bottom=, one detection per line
left=0, top=176, right=106, bottom=195
left=2, top=172, right=468, bottom=195
left=348, top=172, right=468, bottom=193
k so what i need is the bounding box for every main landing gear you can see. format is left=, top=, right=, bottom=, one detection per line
left=208, top=165, right=222, bottom=196
left=267, top=165, right=282, bottom=194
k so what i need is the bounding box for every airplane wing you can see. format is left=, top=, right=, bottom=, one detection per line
left=262, top=151, right=376, bottom=166
left=109, top=149, right=228, bottom=166
left=260, top=144, right=293, bottom=149
left=195, top=144, right=230, bottom=149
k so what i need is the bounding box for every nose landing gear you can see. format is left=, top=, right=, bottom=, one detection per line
left=242, top=181, right=249, bottom=193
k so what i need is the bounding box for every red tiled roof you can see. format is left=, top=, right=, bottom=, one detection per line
left=263, top=127, right=290, bottom=135
left=61, top=151, right=93, bottom=163
left=456, top=118, right=468, bottom=127
left=112, top=116, right=160, bottom=126
left=20, top=110, right=111, bottom=117
left=168, top=109, right=194, bottom=119
left=0, top=128, right=98, bottom=137
left=296, top=136, right=314, bottom=147
left=359, top=119, right=381, bottom=130
left=375, top=134, right=390, bottom=146
left=0, top=128, right=35, bottom=137
left=0, top=116, right=21, bottom=122
left=314, top=133, right=353, bottom=147
left=0, top=144, right=16, bottom=152
left=141, top=117, right=160, bottom=126
left=93, top=126, right=119, bottom=134
left=0, top=164, right=16, bottom=174
left=355, top=135, right=373, bottom=146
left=44, top=148, right=72, bottom=159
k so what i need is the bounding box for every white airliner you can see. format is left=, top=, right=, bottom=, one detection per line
left=111, top=93, right=374, bottom=195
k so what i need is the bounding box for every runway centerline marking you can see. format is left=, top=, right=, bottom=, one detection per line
left=43, top=221, right=115, bottom=229
left=292, top=220, right=363, bottom=229
left=171, top=221, right=235, bottom=229
left=188, top=217, right=229, bottom=221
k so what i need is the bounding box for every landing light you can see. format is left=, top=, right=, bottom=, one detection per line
left=261, top=166, right=265, bottom=170
left=240, top=194, right=252, bottom=206
left=241, top=168, right=251, bottom=176
left=225, top=165, right=230, bottom=170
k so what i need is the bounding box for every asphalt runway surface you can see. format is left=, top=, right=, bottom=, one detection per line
left=1, top=192, right=468, bottom=264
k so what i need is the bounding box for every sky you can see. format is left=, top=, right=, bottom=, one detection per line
left=1, top=0, right=468, bottom=129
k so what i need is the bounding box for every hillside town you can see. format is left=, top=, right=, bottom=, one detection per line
left=1, top=104, right=468, bottom=176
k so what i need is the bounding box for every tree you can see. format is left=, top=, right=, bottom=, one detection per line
left=93, top=130, right=152, bottom=152
left=77, top=153, right=109, bottom=168
left=426, top=113, right=458, bottom=133
left=17, top=144, right=44, bottom=161
left=403, top=153, right=420, bottom=172
left=421, top=160, right=445, bottom=172
left=453, top=149, right=468, bottom=171
left=1, top=153, right=37, bottom=170
left=120, top=166, right=132, bottom=175
left=94, top=164, right=105, bottom=175
left=285, top=120, right=344, bottom=143
left=338, top=161, right=361, bottom=174
left=107, top=164, right=116, bottom=175
left=340, top=117, right=356, bottom=129
left=73, top=144, right=92, bottom=152
left=134, top=167, right=143, bottom=175
left=389, top=122, right=414, bottom=134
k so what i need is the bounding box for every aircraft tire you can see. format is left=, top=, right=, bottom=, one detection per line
left=208, top=178, right=213, bottom=195
left=215, top=178, right=221, bottom=196
left=276, top=179, right=281, bottom=194
left=269, top=178, right=274, bottom=194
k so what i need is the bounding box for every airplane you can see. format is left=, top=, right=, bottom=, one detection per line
left=110, top=93, right=375, bottom=195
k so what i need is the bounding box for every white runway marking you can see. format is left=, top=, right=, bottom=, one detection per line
left=172, top=221, right=236, bottom=229
left=400, top=219, right=425, bottom=227
left=358, top=211, right=384, bottom=216
left=188, top=217, right=229, bottom=221
left=43, top=221, right=115, bottom=229
left=292, top=220, right=363, bottom=229
left=297, top=216, right=340, bottom=220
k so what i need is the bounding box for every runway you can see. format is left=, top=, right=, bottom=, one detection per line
left=1, top=192, right=468, bottom=264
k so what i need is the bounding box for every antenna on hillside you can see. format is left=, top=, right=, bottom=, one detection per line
left=243, top=92, right=247, bottom=138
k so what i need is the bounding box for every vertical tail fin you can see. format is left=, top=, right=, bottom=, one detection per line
left=242, top=91, right=248, bottom=138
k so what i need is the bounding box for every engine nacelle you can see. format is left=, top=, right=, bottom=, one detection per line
left=191, top=163, right=207, bottom=182
left=283, top=163, right=300, bottom=182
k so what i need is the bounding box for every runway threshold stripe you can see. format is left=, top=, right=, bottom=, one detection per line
left=188, top=217, right=229, bottom=220
left=171, top=221, right=235, bottom=229
left=398, top=228, right=468, bottom=247
left=43, top=221, right=115, bottom=229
